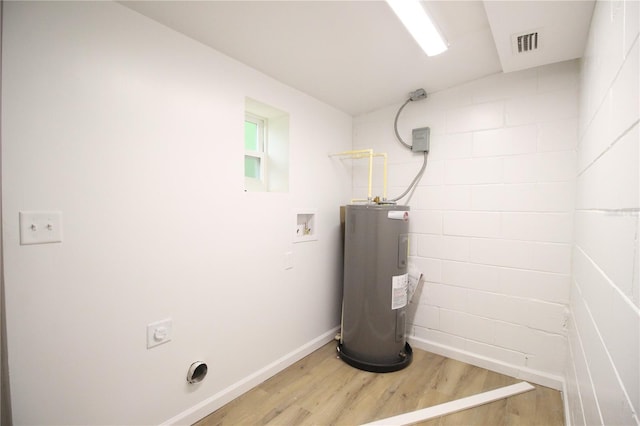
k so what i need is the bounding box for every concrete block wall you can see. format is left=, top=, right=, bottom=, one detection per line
left=566, top=1, right=639, bottom=425
left=352, top=60, right=579, bottom=387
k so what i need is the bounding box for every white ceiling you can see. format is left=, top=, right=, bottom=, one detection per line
left=121, top=1, right=594, bottom=116
left=484, top=1, right=595, bottom=73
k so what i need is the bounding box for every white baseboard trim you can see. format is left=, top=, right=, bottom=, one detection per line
left=162, top=327, right=340, bottom=426
left=408, top=336, right=565, bottom=391
left=562, top=378, right=572, bottom=426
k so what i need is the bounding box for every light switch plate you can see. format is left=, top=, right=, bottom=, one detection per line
left=19, top=211, right=63, bottom=245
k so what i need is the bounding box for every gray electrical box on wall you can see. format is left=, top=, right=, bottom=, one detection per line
left=412, top=127, right=430, bottom=153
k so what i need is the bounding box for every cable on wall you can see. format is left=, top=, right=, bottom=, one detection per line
left=393, top=98, right=413, bottom=150
left=389, top=89, right=429, bottom=204
left=388, top=151, right=428, bottom=203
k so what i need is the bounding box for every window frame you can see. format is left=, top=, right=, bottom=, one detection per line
left=244, top=112, right=268, bottom=191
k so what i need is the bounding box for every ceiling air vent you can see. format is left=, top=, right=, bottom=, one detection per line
left=511, top=29, right=543, bottom=55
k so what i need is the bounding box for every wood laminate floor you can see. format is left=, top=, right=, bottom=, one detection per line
left=194, top=342, right=564, bottom=426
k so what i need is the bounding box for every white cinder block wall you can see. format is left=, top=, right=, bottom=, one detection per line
left=566, top=1, right=639, bottom=425
left=1, top=2, right=352, bottom=424
left=353, top=61, right=578, bottom=388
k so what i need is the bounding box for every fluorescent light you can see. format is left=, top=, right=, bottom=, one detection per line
left=385, top=0, right=448, bottom=56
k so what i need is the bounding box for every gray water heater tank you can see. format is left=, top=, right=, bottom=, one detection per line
left=338, top=204, right=412, bottom=372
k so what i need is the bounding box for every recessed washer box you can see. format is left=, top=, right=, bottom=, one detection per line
left=294, top=210, right=317, bottom=242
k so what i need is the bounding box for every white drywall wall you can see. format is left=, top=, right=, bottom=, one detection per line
left=1, top=2, right=351, bottom=424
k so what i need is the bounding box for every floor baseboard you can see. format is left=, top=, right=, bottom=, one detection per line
left=408, top=336, right=565, bottom=391
left=161, top=327, right=340, bottom=426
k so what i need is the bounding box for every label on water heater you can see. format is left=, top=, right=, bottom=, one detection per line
left=388, top=211, right=409, bottom=221
left=391, top=273, right=409, bottom=310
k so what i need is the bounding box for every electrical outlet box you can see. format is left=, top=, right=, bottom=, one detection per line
left=412, top=127, right=430, bottom=153
left=147, top=318, right=172, bottom=349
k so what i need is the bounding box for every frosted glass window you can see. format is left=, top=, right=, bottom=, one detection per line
left=244, top=156, right=261, bottom=179
left=244, top=113, right=266, bottom=190
left=244, top=98, right=289, bottom=192
left=244, top=121, right=258, bottom=151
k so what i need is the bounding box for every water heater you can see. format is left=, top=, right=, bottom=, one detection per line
left=338, top=204, right=412, bottom=372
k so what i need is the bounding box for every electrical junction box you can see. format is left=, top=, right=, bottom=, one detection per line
left=412, top=127, right=430, bottom=153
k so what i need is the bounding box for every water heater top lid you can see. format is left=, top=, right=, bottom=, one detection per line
left=346, top=203, right=410, bottom=211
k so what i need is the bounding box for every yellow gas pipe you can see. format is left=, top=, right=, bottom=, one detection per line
left=329, top=149, right=388, bottom=203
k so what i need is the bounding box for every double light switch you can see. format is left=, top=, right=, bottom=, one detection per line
left=19, top=211, right=63, bottom=245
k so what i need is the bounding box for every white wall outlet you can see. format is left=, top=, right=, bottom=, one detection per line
left=284, top=251, right=293, bottom=270
left=19, top=211, right=63, bottom=245
left=147, top=318, right=172, bottom=349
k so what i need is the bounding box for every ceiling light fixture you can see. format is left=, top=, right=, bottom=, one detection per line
left=385, top=0, right=448, bottom=56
